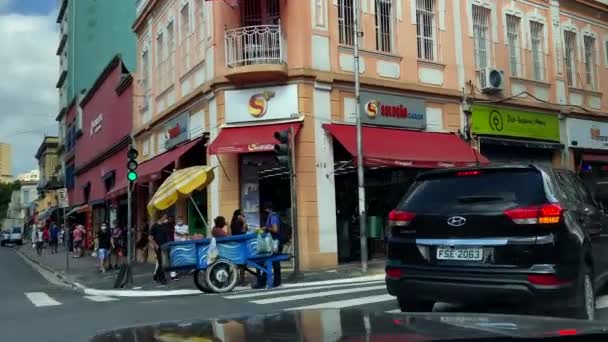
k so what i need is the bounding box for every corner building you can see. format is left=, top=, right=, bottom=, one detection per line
left=132, top=0, right=608, bottom=270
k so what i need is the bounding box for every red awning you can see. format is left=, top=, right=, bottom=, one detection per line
left=323, top=124, right=489, bottom=168
left=208, top=122, right=302, bottom=155
left=137, top=138, right=202, bottom=181
left=582, top=154, right=608, bottom=163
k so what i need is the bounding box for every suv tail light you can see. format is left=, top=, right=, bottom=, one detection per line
left=388, top=210, right=416, bottom=227
left=527, top=274, right=570, bottom=286
left=504, top=204, right=563, bottom=225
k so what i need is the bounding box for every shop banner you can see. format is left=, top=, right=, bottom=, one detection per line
left=359, top=91, right=426, bottom=129
left=472, top=105, right=560, bottom=142
left=225, top=84, right=299, bottom=124
left=164, top=112, right=190, bottom=150
left=566, top=117, right=608, bottom=149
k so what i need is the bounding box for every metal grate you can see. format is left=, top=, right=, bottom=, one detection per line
left=472, top=5, right=491, bottom=70
left=530, top=21, right=545, bottom=81
left=563, top=31, right=577, bottom=87
left=375, top=0, right=393, bottom=53
left=416, top=0, right=437, bottom=61
left=225, top=24, right=283, bottom=67
left=242, top=0, right=262, bottom=26
left=584, top=35, right=596, bottom=90
left=506, top=14, right=521, bottom=77
left=338, top=0, right=354, bottom=46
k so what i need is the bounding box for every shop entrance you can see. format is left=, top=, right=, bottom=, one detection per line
left=240, top=153, right=291, bottom=229
left=332, top=139, right=419, bottom=263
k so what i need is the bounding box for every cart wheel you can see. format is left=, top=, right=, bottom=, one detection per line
left=204, top=259, right=239, bottom=293
left=193, top=269, right=212, bottom=293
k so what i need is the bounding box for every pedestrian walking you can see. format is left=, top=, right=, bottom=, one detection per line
left=253, top=202, right=282, bottom=289
left=149, top=215, right=170, bottom=285
left=34, top=227, right=44, bottom=256
left=72, top=224, right=85, bottom=258
left=231, top=209, right=248, bottom=284
left=95, top=223, right=112, bottom=273
left=110, top=221, right=124, bottom=269
left=50, top=223, right=59, bottom=254
left=170, top=216, right=189, bottom=280
left=136, top=223, right=150, bottom=263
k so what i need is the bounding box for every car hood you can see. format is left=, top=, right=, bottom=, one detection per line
left=90, top=309, right=608, bottom=341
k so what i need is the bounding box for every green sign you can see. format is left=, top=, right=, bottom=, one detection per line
left=471, top=105, right=560, bottom=142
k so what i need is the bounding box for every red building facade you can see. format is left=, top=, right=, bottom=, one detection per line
left=72, top=55, right=133, bottom=246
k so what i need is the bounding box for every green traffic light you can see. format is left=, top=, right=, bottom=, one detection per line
left=127, top=171, right=138, bottom=182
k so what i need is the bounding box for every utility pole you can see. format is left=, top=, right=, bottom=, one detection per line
left=353, top=0, right=368, bottom=273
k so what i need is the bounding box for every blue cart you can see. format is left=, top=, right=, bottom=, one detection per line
left=161, top=233, right=290, bottom=293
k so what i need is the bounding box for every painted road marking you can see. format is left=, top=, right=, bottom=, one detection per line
left=25, top=292, right=62, bottom=307
left=84, top=295, right=118, bottom=302
left=385, top=308, right=401, bottom=313
left=279, top=274, right=384, bottom=289
left=596, top=295, right=608, bottom=309
left=251, top=285, right=387, bottom=304
left=225, top=281, right=383, bottom=299
left=285, top=294, right=394, bottom=310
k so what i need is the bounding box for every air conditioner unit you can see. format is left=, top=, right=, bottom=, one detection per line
left=479, top=67, right=505, bottom=93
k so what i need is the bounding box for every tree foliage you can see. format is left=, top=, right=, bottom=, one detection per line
left=0, top=181, right=22, bottom=222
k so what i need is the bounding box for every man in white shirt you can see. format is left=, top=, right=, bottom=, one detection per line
left=170, top=216, right=189, bottom=280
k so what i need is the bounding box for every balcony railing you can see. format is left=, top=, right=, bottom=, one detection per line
left=225, top=24, right=285, bottom=68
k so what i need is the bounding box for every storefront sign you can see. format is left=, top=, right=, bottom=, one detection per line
left=472, top=105, right=560, bottom=142
left=567, top=117, right=608, bottom=149
left=225, top=85, right=299, bottom=123
left=89, top=113, right=103, bottom=136
left=164, top=112, right=189, bottom=149
left=359, top=91, right=426, bottom=129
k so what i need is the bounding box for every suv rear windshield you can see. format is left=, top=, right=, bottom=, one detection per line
left=398, top=169, right=547, bottom=212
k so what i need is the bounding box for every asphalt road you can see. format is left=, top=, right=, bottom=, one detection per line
left=2, top=246, right=608, bottom=341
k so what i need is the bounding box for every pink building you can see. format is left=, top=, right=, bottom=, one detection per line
left=131, top=0, right=608, bottom=270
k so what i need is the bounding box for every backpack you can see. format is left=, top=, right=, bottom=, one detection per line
left=272, top=213, right=292, bottom=244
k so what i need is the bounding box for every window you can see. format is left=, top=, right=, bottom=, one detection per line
left=190, top=110, right=204, bottom=138
left=472, top=5, right=491, bottom=70
left=505, top=14, right=521, bottom=77
left=530, top=21, right=545, bottom=81
left=375, top=0, right=393, bottom=53
left=416, top=0, right=437, bottom=61
left=605, top=40, right=608, bottom=65
left=338, top=0, right=354, bottom=46
left=167, top=21, right=175, bottom=83
left=563, top=31, right=577, bottom=87
left=180, top=3, right=191, bottom=37
left=158, top=132, right=167, bottom=153
left=141, top=50, right=150, bottom=94
left=181, top=3, right=191, bottom=70
left=584, top=35, right=596, bottom=90
left=142, top=137, right=150, bottom=156
left=156, top=32, right=164, bottom=89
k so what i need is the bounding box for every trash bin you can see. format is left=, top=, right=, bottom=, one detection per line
left=367, top=216, right=384, bottom=239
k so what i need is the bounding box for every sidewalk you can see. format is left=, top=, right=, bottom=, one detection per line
left=17, top=243, right=385, bottom=297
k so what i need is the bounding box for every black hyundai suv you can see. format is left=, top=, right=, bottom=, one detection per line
left=385, top=164, right=608, bottom=320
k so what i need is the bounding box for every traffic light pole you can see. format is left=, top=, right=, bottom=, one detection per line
left=288, top=125, right=300, bottom=277
left=126, top=178, right=133, bottom=286
left=353, top=0, right=368, bottom=273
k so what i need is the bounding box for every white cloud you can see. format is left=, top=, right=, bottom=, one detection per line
left=0, top=10, right=58, bottom=175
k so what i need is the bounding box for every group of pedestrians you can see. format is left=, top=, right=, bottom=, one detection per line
left=31, top=222, right=64, bottom=256
left=93, top=221, right=127, bottom=273
left=148, top=201, right=285, bottom=289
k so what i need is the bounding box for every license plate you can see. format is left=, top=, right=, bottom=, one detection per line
left=436, top=247, right=483, bottom=261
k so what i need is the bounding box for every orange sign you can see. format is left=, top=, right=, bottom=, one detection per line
left=247, top=91, right=275, bottom=118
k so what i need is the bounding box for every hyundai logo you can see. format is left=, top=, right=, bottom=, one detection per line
left=447, top=216, right=467, bottom=227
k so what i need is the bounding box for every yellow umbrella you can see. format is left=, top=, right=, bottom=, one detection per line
left=147, top=166, right=215, bottom=217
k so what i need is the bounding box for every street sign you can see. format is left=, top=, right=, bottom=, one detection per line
left=57, top=188, right=69, bottom=208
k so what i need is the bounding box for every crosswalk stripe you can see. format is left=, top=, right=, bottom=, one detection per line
left=84, top=295, right=118, bottom=302
left=280, top=274, right=385, bottom=289
left=385, top=308, right=401, bottom=313
left=25, top=292, right=61, bottom=307
left=251, top=285, right=387, bottom=304
left=285, top=294, right=395, bottom=310
left=225, top=281, right=383, bottom=299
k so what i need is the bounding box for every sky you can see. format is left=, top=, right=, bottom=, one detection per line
left=0, top=0, right=58, bottom=175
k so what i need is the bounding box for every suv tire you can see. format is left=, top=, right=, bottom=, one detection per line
left=572, top=265, right=596, bottom=320
left=397, top=296, right=435, bottom=312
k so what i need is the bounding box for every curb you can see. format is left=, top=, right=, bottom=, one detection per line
left=15, top=247, right=85, bottom=293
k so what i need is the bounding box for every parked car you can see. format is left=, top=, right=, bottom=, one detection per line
left=385, top=164, right=608, bottom=320
left=1, top=227, right=23, bottom=246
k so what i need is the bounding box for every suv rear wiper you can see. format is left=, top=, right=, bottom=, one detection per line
left=456, top=196, right=504, bottom=203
